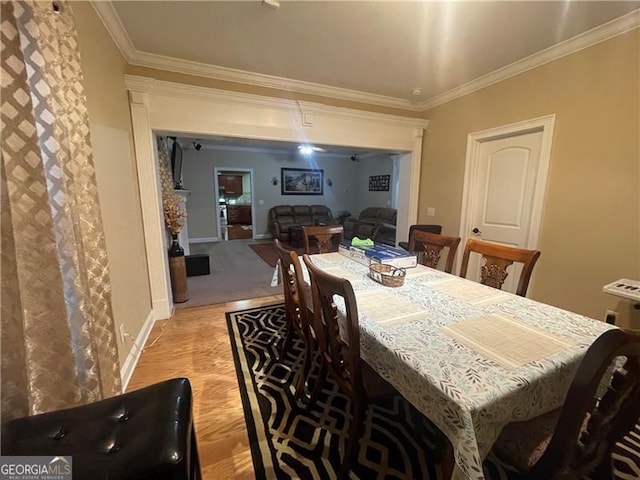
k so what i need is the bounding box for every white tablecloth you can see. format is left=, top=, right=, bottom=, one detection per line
left=307, top=254, right=615, bottom=480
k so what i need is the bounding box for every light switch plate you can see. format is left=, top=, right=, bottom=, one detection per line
left=427, top=207, right=435, bottom=216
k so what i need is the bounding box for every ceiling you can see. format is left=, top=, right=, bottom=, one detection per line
left=99, top=1, right=639, bottom=110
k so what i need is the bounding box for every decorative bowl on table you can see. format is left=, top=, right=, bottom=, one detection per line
left=369, top=263, right=406, bottom=287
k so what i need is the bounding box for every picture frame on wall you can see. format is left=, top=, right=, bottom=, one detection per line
left=281, top=168, right=324, bottom=195
left=369, top=174, right=390, bottom=191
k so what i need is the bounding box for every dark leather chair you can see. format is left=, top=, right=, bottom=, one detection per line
left=1, top=378, right=201, bottom=480
left=268, top=205, right=334, bottom=242
left=398, top=224, right=442, bottom=251
left=343, top=207, right=397, bottom=245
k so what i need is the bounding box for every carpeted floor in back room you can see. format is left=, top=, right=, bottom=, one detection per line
left=176, top=239, right=281, bottom=309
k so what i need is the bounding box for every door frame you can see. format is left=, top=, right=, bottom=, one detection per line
left=213, top=167, right=255, bottom=240
left=457, top=114, right=556, bottom=273
left=126, top=75, right=428, bottom=320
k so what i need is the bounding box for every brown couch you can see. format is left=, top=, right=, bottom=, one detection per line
left=343, top=207, right=397, bottom=245
left=268, top=205, right=334, bottom=242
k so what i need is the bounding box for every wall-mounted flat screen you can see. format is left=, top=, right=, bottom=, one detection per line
left=171, top=140, right=183, bottom=189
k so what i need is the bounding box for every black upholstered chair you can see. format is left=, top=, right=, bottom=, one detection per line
left=398, top=224, right=442, bottom=251
left=1, top=377, right=201, bottom=480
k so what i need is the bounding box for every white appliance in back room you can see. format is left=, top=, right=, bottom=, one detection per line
left=217, top=171, right=252, bottom=241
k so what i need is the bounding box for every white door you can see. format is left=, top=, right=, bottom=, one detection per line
left=461, top=126, right=549, bottom=294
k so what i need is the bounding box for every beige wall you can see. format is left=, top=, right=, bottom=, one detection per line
left=74, top=3, right=152, bottom=367
left=420, top=30, right=640, bottom=326
left=78, top=5, right=639, bottom=335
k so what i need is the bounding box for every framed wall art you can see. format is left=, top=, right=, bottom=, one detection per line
left=369, top=174, right=390, bottom=191
left=281, top=168, right=324, bottom=195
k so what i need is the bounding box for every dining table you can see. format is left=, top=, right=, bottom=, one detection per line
left=302, top=252, right=616, bottom=480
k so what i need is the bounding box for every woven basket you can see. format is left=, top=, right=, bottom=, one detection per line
left=369, top=263, right=406, bottom=287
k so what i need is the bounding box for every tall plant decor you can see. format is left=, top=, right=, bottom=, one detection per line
left=156, top=136, right=188, bottom=302
left=157, top=137, right=186, bottom=238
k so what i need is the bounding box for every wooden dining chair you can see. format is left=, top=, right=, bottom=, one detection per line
left=302, top=254, right=396, bottom=478
left=459, top=238, right=541, bottom=296
left=489, top=328, right=640, bottom=479
left=408, top=230, right=461, bottom=273
left=302, top=224, right=344, bottom=254
left=273, top=242, right=306, bottom=346
left=274, top=239, right=327, bottom=403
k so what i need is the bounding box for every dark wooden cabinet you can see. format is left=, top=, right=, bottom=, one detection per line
left=218, top=175, right=243, bottom=197
left=227, top=205, right=252, bottom=225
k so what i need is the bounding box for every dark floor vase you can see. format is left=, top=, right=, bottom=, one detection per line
left=169, top=234, right=189, bottom=303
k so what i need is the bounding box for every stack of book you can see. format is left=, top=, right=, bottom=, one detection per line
left=338, top=241, right=417, bottom=269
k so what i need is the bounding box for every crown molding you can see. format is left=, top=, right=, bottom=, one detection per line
left=99, top=2, right=639, bottom=114
left=124, top=75, right=430, bottom=130
left=90, top=1, right=136, bottom=60
left=417, top=9, right=640, bottom=110
left=127, top=50, right=424, bottom=112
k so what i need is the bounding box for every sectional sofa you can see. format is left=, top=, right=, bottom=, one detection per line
left=268, top=205, right=334, bottom=242
left=343, top=207, right=397, bottom=246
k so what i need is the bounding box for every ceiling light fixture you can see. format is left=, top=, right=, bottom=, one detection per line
left=411, top=87, right=422, bottom=96
left=262, top=0, right=280, bottom=9
left=297, top=145, right=326, bottom=155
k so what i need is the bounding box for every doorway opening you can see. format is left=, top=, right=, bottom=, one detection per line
left=215, top=168, right=254, bottom=241
left=129, top=77, right=426, bottom=318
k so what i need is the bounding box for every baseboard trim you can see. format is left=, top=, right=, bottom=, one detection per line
left=153, top=298, right=172, bottom=320
left=120, top=311, right=155, bottom=391
left=189, top=237, right=220, bottom=243
left=254, top=233, right=271, bottom=240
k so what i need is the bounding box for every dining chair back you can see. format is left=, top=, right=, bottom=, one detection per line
left=302, top=254, right=365, bottom=477
left=492, top=328, right=640, bottom=479
left=273, top=240, right=311, bottom=366
left=408, top=231, right=461, bottom=273
left=398, top=224, right=442, bottom=251
left=302, top=225, right=344, bottom=254
left=302, top=254, right=452, bottom=478
left=459, top=238, right=541, bottom=296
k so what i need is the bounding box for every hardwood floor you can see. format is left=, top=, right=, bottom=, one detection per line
left=127, top=295, right=283, bottom=480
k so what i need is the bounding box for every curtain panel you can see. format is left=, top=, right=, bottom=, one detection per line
left=1, top=0, right=121, bottom=422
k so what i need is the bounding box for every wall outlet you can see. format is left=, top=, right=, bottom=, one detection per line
left=427, top=207, right=436, bottom=216
left=605, top=309, right=620, bottom=324
left=119, top=324, right=127, bottom=342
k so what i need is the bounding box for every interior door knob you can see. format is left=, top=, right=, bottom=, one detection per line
left=472, top=227, right=482, bottom=235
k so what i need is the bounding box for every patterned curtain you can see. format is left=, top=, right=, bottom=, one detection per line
left=1, top=0, right=121, bottom=422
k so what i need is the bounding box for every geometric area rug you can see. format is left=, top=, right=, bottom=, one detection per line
left=226, top=304, right=640, bottom=480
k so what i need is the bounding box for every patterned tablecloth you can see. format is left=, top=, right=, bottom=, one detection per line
left=307, top=253, right=616, bottom=480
